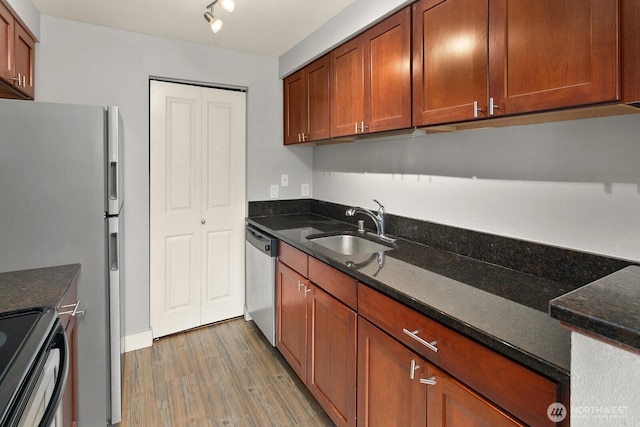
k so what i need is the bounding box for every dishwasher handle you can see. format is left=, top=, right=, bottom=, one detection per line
left=246, top=225, right=277, bottom=257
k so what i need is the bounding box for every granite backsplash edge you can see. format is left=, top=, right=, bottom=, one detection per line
left=248, top=199, right=634, bottom=288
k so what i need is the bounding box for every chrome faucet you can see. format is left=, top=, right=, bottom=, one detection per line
left=345, top=199, right=395, bottom=242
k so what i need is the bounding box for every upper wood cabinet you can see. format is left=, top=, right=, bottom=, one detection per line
left=0, top=0, right=35, bottom=100
left=283, top=0, right=638, bottom=141
left=489, top=0, right=618, bottom=116
left=412, top=0, right=489, bottom=125
left=331, top=6, right=412, bottom=138
left=413, top=0, right=621, bottom=126
left=283, top=54, right=330, bottom=144
left=1, top=1, right=13, bottom=82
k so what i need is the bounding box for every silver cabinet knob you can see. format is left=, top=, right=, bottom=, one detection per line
left=201, top=219, right=206, bottom=224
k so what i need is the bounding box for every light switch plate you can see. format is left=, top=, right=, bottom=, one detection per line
left=270, top=185, right=279, bottom=198
left=301, top=183, right=309, bottom=197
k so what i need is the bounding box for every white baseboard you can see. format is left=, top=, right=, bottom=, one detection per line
left=123, top=330, right=153, bottom=353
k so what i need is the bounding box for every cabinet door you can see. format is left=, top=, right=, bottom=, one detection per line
left=283, top=69, right=306, bottom=144
left=62, top=317, right=78, bottom=427
left=59, top=279, right=79, bottom=427
left=0, top=1, right=13, bottom=82
left=331, top=36, right=365, bottom=137
left=427, top=364, right=524, bottom=427
left=306, top=55, right=330, bottom=142
left=307, top=285, right=357, bottom=427
left=357, top=318, right=427, bottom=427
left=364, top=7, right=411, bottom=133
left=13, top=22, right=34, bottom=98
left=276, top=261, right=308, bottom=381
left=413, top=0, right=489, bottom=126
left=489, top=0, right=618, bottom=115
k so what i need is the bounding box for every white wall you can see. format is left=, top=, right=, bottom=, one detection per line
left=36, top=16, right=312, bottom=338
left=571, top=333, right=640, bottom=425
left=313, top=114, right=640, bottom=263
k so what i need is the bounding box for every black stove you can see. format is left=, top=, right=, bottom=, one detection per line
left=0, top=311, right=43, bottom=380
left=0, top=307, right=67, bottom=426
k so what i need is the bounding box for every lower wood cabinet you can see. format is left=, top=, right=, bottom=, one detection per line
left=276, top=243, right=357, bottom=427
left=426, top=364, right=523, bottom=427
left=358, top=317, right=427, bottom=426
left=307, top=282, right=357, bottom=427
left=358, top=317, right=523, bottom=427
left=58, top=275, right=79, bottom=427
left=276, top=260, right=307, bottom=380
left=358, top=283, right=566, bottom=427
left=275, top=240, right=568, bottom=426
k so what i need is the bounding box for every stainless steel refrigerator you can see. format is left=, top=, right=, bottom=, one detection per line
left=0, top=99, right=124, bottom=426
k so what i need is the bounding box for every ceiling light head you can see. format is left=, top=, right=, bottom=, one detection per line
left=204, top=0, right=233, bottom=33
left=219, top=0, right=235, bottom=13
left=204, top=11, right=224, bottom=33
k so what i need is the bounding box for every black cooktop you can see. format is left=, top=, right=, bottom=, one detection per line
left=0, top=310, right=42, bottom=383
left=0, top=307, right=57, bottom=426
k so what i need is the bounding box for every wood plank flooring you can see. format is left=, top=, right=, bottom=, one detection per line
left=121, top=318, right=334, bottom=426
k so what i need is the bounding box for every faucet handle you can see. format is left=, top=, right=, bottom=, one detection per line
left=373, top=199, right=385, bottom=214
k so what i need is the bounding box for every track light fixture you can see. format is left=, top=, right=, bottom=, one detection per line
left=204, top=0, right=235, bottom=33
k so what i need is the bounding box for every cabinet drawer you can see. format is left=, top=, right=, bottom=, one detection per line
left=358, top=283, right=559, bottom=427
left=278, top=241, right=308, bottom=277
left=309, top=257, right=357, bottom=310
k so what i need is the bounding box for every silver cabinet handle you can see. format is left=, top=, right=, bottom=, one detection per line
left=354, top=122, right=359, bottom=134
left=403, top=328, right=438, bottom=353
left=473, top=100, right=484, bottom=118
left=420, top=376, right=437, bottom=386
left=297, top=280, right=305, bottom=291
left=21, top=74, right=26, bottom=87
left=489, top=97, right=499, bottom=116
left=304, top=287, right=312, bottom=297
left=59, top=301, right=86, bottom=317
left=361, top=121, right=367, bottom=133
left=410, top=359, right=420, bottom=380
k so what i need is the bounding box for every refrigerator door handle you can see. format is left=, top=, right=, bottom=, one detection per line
left=107, top=106, right=123, bottom=216
left=109, top=228, right=119, bottom=271
left=108, top=161, right=118, bottom=203
left=107, top=216, right=122, bottom=424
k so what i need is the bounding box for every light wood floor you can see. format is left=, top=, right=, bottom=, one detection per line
left=121, top=318, right=334, bottom=426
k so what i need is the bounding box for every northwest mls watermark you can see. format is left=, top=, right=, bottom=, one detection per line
left=548, top=402, right=630, bottom=422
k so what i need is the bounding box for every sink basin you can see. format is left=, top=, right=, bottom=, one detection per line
left=307, top=233, right=394, bottom=255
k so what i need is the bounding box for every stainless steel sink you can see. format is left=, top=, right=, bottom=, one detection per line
left=307, top=233, right=394, bottom=255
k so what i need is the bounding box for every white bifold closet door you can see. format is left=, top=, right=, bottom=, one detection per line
left=150, top=80, right=246, bottom=338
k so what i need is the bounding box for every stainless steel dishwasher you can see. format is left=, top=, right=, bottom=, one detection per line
left=245, top=224, right=277, bottom=346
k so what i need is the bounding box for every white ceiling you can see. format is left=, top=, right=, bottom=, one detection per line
left=32, top=0, right=355, bottom=57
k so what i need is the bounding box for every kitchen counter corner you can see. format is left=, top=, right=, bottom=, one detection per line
left=0, top=264, right=81, bottom=313
left=550, top=265, right=640, bottom=352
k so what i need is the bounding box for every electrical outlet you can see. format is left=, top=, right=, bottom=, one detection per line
left=301, top=183, right=309, bottom=197
left=270, top=185, right=279, bottom=198
left=281, top=174, right=289, bottom=187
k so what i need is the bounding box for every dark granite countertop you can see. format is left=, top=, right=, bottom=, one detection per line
left=550, top=266, right=640, bottom=352
left=248, top=214, right=572, bottom=383
left=0, top=264, right=80, bottom=313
